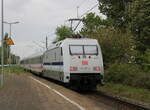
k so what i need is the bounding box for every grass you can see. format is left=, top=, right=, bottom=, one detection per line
left=0, top=66, right=29, bottom=89
left=4, top=66, right=29, bottom=75
left=97, top=83, right=150, bottom=104
left=0, top=86, right=4, bottom=88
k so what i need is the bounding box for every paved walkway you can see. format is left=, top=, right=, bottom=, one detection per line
left=0, top=74, right=79, bottom=110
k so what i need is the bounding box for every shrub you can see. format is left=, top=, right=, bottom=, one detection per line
left=105, top=63, right=150, bottom=90
left=82, top=27, right=137, bottom=68
left=141, top=49, right=150, bottom=72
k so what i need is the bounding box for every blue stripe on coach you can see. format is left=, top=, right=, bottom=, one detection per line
left=43, top=62, right=63, bottom=66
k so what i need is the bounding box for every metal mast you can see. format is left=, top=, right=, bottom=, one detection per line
left=1, top=0, right=4, bottom=86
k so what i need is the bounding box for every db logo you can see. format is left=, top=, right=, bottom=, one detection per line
left=82, top=61, right=88, bottom=65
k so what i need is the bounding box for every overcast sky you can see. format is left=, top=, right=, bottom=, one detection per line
left=1, top=0, right=104, bottom=59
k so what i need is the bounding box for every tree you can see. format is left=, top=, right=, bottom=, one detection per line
left=140, top=49, right=150, bottom=71
left=11, top=54, right=20, bottom=64
left=0, top=32, right=19, bottom=65
left=91, top=28, right=136, bottom=66
left=80, top=13, right=112, bottom=37
left=128, top=0, right=150, bottom=53
left=3, top=33, right=10, bottom=64
left=54, top=25, right=73, bottom=42
left=80, top=14, right=137, bottom=66
left=98, top=0, right=131, bottom=30
left=98, top=0, right=150, bottom=53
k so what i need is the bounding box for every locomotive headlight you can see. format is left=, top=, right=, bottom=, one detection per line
left=93, top=66, right=101, bottom=71
left=70, top=67, right=78, bottom=71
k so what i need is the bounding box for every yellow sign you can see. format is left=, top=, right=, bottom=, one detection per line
left=6, top=37, right=14, bottom=45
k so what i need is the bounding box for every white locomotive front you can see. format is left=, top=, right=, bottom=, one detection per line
left=21, top=38, right=104, bottom=90
left=42, top=38, right=104, bottom=90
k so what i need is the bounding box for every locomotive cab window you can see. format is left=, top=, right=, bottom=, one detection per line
left=70, top=45, right=83, bottom=55
left=69, top=45, right=98, bottom=55
left=84, top=45, right=98, bottom=55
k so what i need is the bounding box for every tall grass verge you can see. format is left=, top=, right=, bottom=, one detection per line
left=98, top=83, right=150, bottom=104
left=4, top=66, right=29, bottom=75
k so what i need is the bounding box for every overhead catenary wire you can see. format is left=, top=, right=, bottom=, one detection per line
left=32, top=41, right=45, bottom=50
left=80, top=3, right=99, bottom=17
left=77, top=0, right=92, bottom=18
left=73, top=3, right=99, bottom=31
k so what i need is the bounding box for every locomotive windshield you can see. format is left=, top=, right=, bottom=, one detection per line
left=70, top=45, right=98, bottom=55
left=70, top=45, right=83, bottom=55
left=84, top=46, right=98, bottom=55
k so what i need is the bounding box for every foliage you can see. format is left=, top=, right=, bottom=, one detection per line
left=0, top=33, right=20, bottom=64
left=105, top=63, right=150, bottom=90
left=80, top=14, right=137, bottom=66
left=4, top=66, right=29, bottom=75
left=80, top=10, right=150, bottom=92
left=140, top=49, right=150, bottom=71
left=98, top=0, right=130, bottom=30
left=98, top=0, right=150, bottom=54
left=53, top=1, right=149, bottom=96
left=4, top=33, right=10, bottom=64
left=128, top=0, right=150, bottom=53
left=80, top=13, right=111, bottom=36
left=94, top=28, right=136, bottom=66
left=98, top=83, right=150, bottom=104
left=54, top=25, right=73, bottom=43
left=0, top=33, right=9, bottom=64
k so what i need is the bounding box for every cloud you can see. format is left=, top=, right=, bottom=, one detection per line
left=3, top=0, right=102, bottom=58
left=5, top=0, right=31, bottom=13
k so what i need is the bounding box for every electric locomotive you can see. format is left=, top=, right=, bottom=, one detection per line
left=20, top=38, right=104, bottom=90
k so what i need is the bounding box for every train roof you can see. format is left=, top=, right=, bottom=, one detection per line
left=21, top=38, right=98, bottom=61
left=21, top=51, right=44, bottom=61
left=47, top=38, right=98, bottom=50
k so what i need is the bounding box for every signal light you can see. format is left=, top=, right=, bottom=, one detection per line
left=94, top=66, right=100, bottom=71
left=70, top=67, right=78, bottom=71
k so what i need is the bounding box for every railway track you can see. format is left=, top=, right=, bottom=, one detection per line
left=83, top=90, right=150, bottom=110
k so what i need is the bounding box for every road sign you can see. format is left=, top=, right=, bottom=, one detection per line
left=6, top=37, right=14, bottom=45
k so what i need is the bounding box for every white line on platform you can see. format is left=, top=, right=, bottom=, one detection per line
left=30, top=76, right=86, bottom=110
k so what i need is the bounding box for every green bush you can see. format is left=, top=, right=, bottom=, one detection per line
left=82, top=27, right=137, bottom=67
left=98, top=83, right=150, bottom=104
left=141, top=49, right=150, bottom=72
left=4, top=66, right=29, bottom=75
left=105, top=63, right=150, bottom=90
